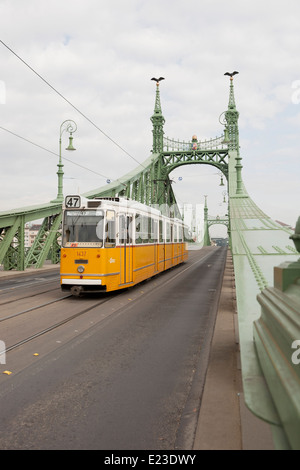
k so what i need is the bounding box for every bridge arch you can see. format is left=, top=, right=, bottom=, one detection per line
left=161, top=135, right=229, bottom=180
left=83, top=77, right=240, bottom=214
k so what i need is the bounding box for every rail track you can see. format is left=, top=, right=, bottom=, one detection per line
left=0, top=248, right=217, bottom=361
left=0, top=273, right=117, bottom=357
left=3, top=295, right=114, bottom=354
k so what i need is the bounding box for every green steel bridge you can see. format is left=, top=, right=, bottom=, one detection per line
left=1, top=77, right=300, bottom=449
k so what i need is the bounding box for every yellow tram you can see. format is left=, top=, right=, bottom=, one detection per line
left=60, top=196, right=188, bottom=295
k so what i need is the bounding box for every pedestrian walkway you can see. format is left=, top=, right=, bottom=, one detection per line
left=193, top=250, right=274, bottom=450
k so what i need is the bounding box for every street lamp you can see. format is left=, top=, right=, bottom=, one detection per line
left=51, top=120, right=77, bottom=203
left=219, top=111, right=230, bottom=145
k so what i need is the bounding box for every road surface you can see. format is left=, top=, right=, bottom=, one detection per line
left=0, top=246, right=227, bottom=450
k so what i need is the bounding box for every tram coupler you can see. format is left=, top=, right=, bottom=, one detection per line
left=70, top=285, right=84, bottom=297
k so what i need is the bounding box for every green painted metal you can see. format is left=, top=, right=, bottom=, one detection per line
left=83, top=80, right=229, bottom=215
left=254, top=267, right=300, bottom=449
left=0, top=202, right=62, bottom=270
left=207, top=216, right=229, bottom=229
left=25, top=212, right=62, bottom=268
left=150, top=81, right=165, bottom=154
left=227, top=136, right=299, bottom=447
left=253, top=222, right=300, bottom=449
left=51, top=120, right=77, bottom=204
left=202, top=195, right=229, bottom=247
left=0, top=119, right=76, bottom=270
left=203, top=195, right=210, bottom=246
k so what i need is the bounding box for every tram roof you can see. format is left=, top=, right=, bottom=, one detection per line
left=87, top=197, right=162, bottom=217
left=65, top=196, right=185, bottom=222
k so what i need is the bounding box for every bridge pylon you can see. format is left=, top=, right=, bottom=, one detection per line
left=83, top=77, right=235, bottom=221
left=203, top=195, right=210, bottom=246
left=203, top=195, right=229, bottom=246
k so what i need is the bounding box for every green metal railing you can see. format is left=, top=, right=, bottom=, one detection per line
left=227, top=145, right=300, bottom=449
left=254, top=219, right=300, bottom=449
left=0, top=202, right=62, bottom=270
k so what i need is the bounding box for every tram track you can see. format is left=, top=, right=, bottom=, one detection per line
left=0, top=287, right=60, bottom=306
left=4, top=295, right=113, bottom=354
left=0, top=274, right=61, bottom=310
left=0, top=274, right=60, bottom=295
left=0, top=294, right=72, bottom=322
left=1, top=247, right=220, bottom=363
left=1, top=279, right=119, bottom=357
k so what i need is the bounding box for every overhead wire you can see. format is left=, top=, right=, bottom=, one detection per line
left=0, top=39, right=147, bottom=175
left=0, top=125, right=111, bottom=180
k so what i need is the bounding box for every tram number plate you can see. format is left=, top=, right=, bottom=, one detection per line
left=65, top=195, right=81, bottom=208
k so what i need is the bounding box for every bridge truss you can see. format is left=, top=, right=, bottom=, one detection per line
left=0, top=203, right=62, bottom=271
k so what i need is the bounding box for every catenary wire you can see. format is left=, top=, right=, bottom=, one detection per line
left=0, top=125, right=112, bottom=181
left=0, top=39, right=147, bottom=171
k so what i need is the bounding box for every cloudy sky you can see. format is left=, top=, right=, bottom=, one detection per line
left=0, top=0, right=300, bottom=237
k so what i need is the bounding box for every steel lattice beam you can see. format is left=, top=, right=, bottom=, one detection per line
left=0, top=203, right=62, bottom=270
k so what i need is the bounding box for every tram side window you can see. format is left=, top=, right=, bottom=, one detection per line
left=166, top=222, right=170, bottom=242
left=149, top=218, right=158, bottom=243
left=153, top=219, right=158, bottom=242
left=105, top=210, right=116, bottom=247
left=174, top=225, right=178, bottom=242
left=135, top=213, right=142, bottom=244
left=135, top=214, right=148, bottom=244
left=119, top=215, right=134, bottom=244
left=178, top=225, right=183, bottom=242
left=142, top=216, right=149, bottom=243
left=119, top=215, right=126, bottom=244
left=159, top=220, right=164, bottom=242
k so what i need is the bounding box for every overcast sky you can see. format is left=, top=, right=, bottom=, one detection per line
left=1, top=0, right=300, bottom=237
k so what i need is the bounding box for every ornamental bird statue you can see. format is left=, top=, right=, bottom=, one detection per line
left=151, top=77, right=165, bottom=83
left=224, top=71, right=239, bottom=78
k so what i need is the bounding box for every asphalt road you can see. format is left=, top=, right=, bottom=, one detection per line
left=0, top=246, right=227, bottom=450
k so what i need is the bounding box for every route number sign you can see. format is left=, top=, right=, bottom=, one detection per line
left=65, top=195, right=81, bottom=208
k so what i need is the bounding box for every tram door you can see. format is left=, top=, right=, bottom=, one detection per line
left=119, top=215, right=133, bottom=285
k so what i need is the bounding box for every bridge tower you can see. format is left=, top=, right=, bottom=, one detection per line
left=203, top=195, right=210, bottom=246
left=203, top=195, right=230, bottom=247
left=225, top=75, right=243, bottom=194
left=150, top=80, right=165, bottom=153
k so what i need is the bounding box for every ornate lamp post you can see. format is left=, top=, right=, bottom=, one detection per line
left=51, top=120, right=77, bottom=203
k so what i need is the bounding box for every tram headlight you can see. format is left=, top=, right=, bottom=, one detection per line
left=77, top=265, right=85, bottom=274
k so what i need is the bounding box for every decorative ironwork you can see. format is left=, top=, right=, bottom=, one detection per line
left=163, top=134, right=228, bottom=152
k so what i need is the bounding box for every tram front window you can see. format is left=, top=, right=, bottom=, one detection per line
left=63, top=210, right=104, bottom=247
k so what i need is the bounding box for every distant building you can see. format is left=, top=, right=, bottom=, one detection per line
left=179, top=203, right=204, bottom=243
left=25, top=223, right=41, bottom=248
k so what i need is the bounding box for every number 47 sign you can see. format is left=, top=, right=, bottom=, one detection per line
left=65, top=195, right=81, bottom=208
